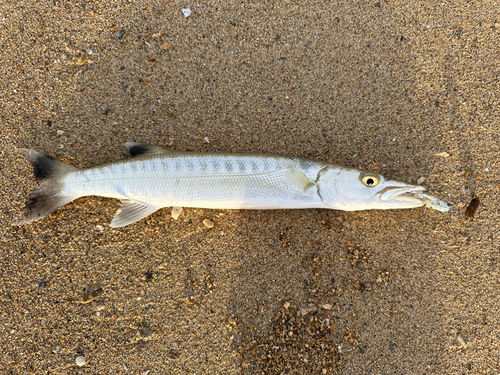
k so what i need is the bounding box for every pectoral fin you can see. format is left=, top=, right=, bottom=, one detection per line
left=285, top=167, right=315, bottom=193
left=110, top=200, right=160, bottom=228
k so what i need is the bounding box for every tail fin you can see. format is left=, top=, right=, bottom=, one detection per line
left=15, top=149, right=80, bottom=225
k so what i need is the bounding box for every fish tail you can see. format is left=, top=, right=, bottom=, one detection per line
left=15, top=149, right=80, bottom=225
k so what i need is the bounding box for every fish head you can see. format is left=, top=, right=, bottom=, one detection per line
left=317, top=166, right=427, bottom=211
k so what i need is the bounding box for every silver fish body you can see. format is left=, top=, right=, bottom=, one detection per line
left=16, top=142, right=453, bottom=227
left=63, top=151, right=326, bottom=210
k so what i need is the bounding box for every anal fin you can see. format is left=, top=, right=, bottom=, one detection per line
left=110, top=200, right=161, bottom=228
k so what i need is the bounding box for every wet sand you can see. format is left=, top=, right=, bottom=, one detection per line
left=1, top=1, right=499, bottom=373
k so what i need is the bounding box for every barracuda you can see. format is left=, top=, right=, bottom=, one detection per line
left=15, top=142, right=453, bottom=227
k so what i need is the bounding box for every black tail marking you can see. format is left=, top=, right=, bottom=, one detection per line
left=15, top=149, right=80, bottom=225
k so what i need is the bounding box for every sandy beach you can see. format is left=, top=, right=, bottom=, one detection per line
left=1, top=1, right=499, bottom=373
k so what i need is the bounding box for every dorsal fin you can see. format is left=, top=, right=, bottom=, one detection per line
left=124, top=142, right=167, bottom=157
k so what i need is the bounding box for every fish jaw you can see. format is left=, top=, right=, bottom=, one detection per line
left=375, top=186, right=454, bottom=212
left=373, top=185, right=427, bottom=209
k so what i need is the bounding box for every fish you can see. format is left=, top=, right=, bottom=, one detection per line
left=14, top=142, right=453, bottom=228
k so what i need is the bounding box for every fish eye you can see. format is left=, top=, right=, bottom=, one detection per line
left=362, top=175, right=379, bottom=187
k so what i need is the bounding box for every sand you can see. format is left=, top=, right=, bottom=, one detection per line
left=1, top=0, right=499, bottom=373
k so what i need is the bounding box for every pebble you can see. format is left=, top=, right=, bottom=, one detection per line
left=168, top=349, right=181, bottom=359
left=56, top=130, right=65, bottom=136
left=142, top=323, right=153, bottom=340
left=434, top=151, right=450, bottom=158
left=182, top=8, right=191, bottom=17
left=417, top=177, right=426, bottom=185
left=116, top=31, right=123, bottom=38
left=203, top=219, right=214, bottom=228
left=96, top=304, right=105, bottom=311
left=171, top=207, right=183, bottom=220
left=162, top=42, right=171, bottom=50
left=299, top=305, right=317, bottom=316
left=104, top=108, right=111, bottom=115
left=457, top=334, right=467, bottom=349
left=320, top=303, right=332, bottom=310
left=283, top=302, right=290, bottom=309
left=75, top=356, right=86, bottom=366
left=389, top=344, right=398, bottom=350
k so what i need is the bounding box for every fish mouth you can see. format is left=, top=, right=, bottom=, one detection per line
left=375, top=185, right=428, bottom=208
left=375, top=185, right=454, bottom=212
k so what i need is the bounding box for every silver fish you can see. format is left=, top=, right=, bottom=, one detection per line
left=15, top=142, right=453, bottom=227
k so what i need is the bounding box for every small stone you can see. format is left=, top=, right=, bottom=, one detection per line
left=457, top=334, right=467, bottom=349
left=417, top=177, right=426, bottom=185
left=168, top=349, right=181, bottom=359
left=95, top=225, right=104, bottom=232
left=116, top=31, right=123, bottom=38
left=162, top=42, right=171, bottom=50
left=283, top=302, right=290, bottom=309
left=96, top=304, right=105, bottom=311
left=376, top=277, right=382, bottom=283
left=104, top=108, right=111, bottom=115
left=434, top=151, right=450, bottom=158
left=323, top=369, right=327, bottom=374
left=75, top=356, right=86, bottom=367
left=152, top=32, right=161, bottom=38
left=299, top=305, right=317, bottom=316
left=171, top=207, right=183, bottom=220
left=82, top=293, right=92, bottom=303
left=390, top=344, right=398, bottom=350
left=321, top=303, right=332, bottom=310
left=204, top=136, right=210, bottom=143
left=203, top=219, right=214, bottom=228
left=182, top=8, right=191, bottom=17
left=120, top=66, right=125, bottom=70
left=141, top=323, right=153, bottom=340
left=56, top=130, right=65, bottom=136
left=38, top=281, right=47, bottom=288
